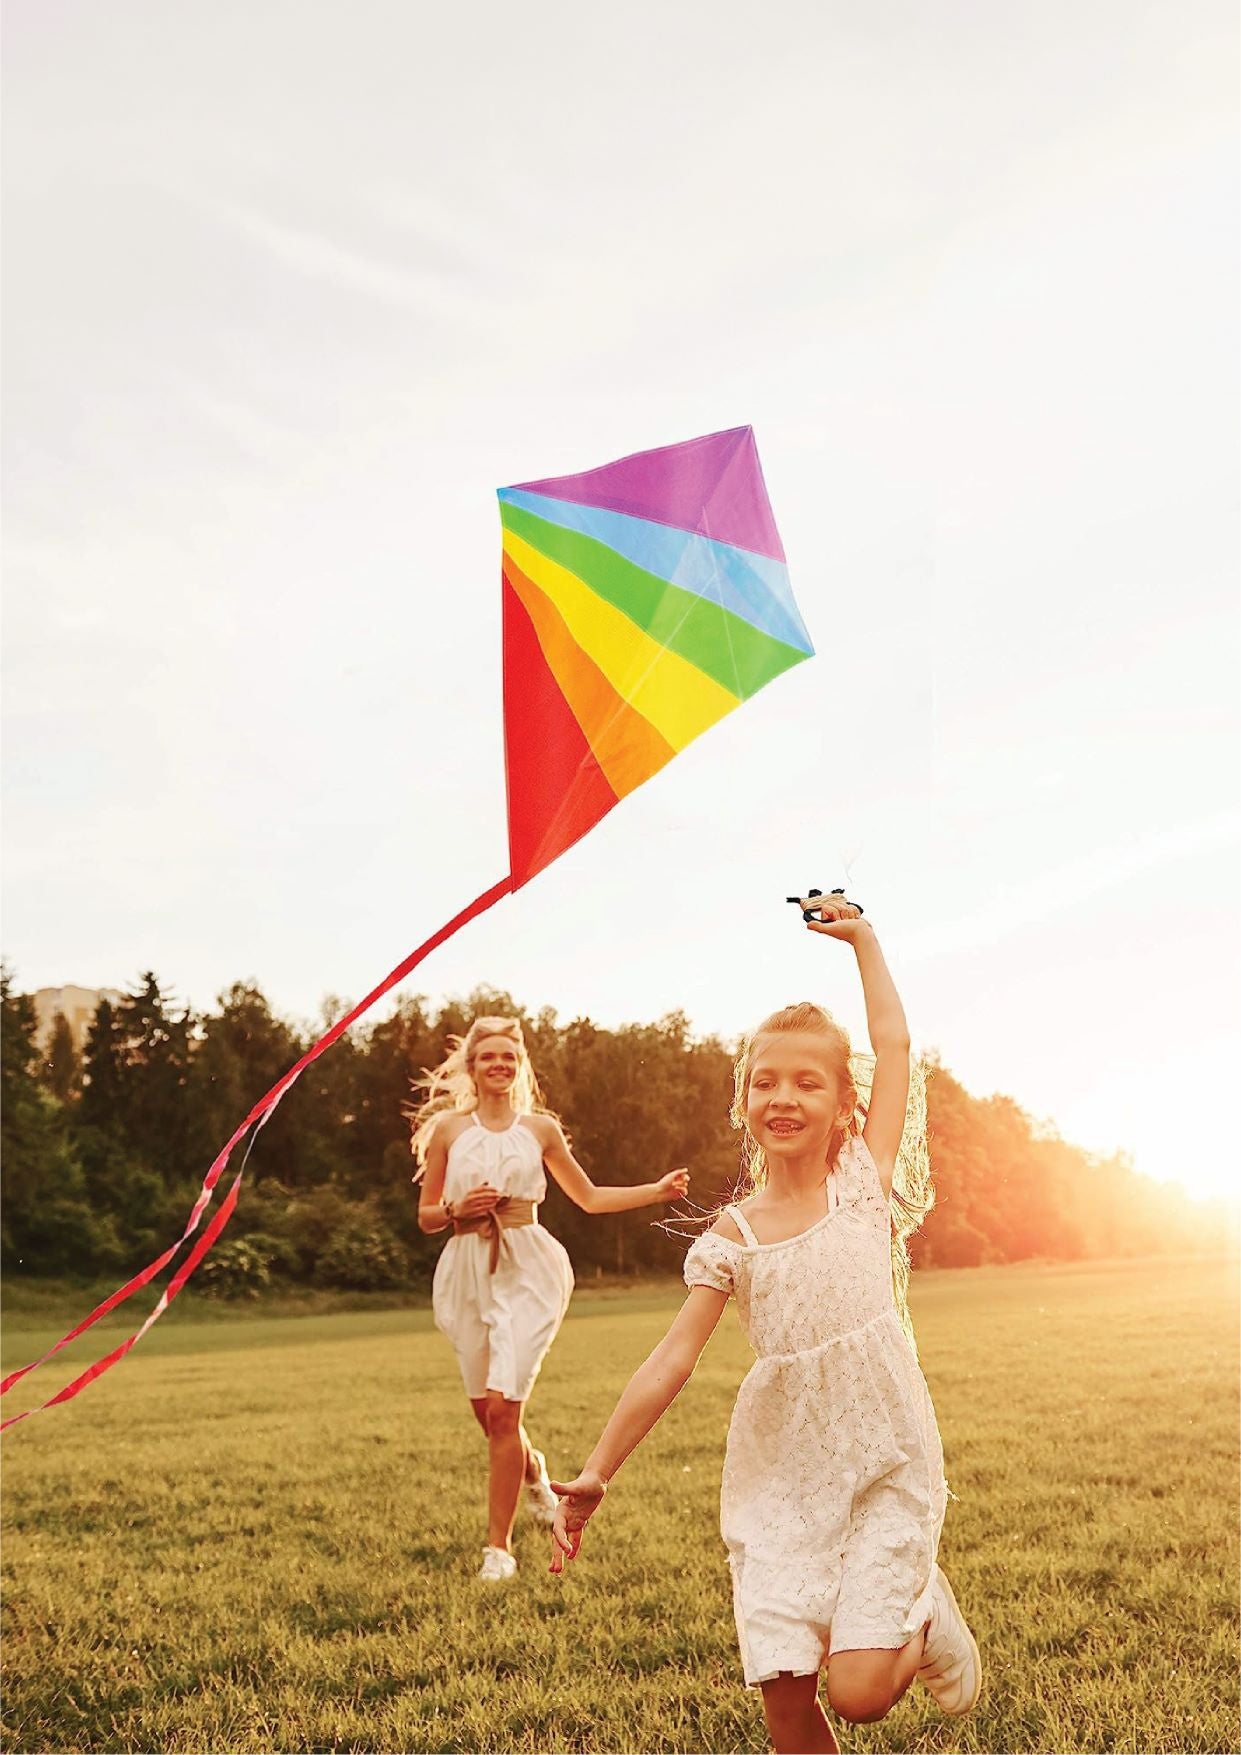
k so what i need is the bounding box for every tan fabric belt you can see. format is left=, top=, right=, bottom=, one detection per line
left=453, top=1198, right=536, bottom=1273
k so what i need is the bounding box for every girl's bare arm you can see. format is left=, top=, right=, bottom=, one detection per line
left=806, top=905, right=911, bottom=1195
left=549, top=1283, right=728, bottom=1571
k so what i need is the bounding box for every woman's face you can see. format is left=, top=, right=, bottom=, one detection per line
left=471, top=1035, right=520, bottom=1096
left=745, top=1032, right=846, bottom=1160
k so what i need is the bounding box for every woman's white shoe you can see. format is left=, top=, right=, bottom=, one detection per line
left=524, top=1448, right=558, bottom=1528
left=918, top=1566, right=982, bottom=1714
left=477, top=1545, right=518, bottom=1582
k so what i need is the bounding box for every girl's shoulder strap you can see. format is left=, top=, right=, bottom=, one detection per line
left=725, top=1203, right=761, bottom=1248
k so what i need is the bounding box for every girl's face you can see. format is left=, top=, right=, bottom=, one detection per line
left=471, top=1035, right=520, bottom=1095
left=745, top=1032, right=848, bottom=1159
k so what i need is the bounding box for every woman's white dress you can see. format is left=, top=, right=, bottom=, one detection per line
left=431, top=1115, right=574, bottom=1402
left=683, top=1135, right=947, bottom=1685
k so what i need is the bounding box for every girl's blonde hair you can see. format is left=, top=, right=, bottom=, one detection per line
left=407, top=1015, right=552, bottom=1177
left=732, top=1002, right=933, bottom=1347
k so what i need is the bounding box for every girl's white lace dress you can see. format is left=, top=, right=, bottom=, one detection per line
left=432, top=1116, right=574, bottom=1402
left=683, top=1135, right=947, bottom=1685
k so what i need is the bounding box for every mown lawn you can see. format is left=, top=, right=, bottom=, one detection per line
left=2, top=1256, right=1237, bottom=1754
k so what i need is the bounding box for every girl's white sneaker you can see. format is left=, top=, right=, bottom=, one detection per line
left=477, top=1545, right=517, bottom=1582
left=524, top=1448, right=558, bottom=1528
left=918, top=1566, right=982, bottom=1714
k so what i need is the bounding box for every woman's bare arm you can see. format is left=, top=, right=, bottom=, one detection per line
left=415, top=1117, right=499, bottom=1232
left=535, top=1116, right=689, bottom=1213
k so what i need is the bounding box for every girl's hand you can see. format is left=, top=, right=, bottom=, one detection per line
left=454, top=1182, right=500, bottom=1220
left=655, top=1167, right=690, bottom=1203
left=548, top=1469, right=608, bottom=1574
left=803, top=894, right=872, bottom=943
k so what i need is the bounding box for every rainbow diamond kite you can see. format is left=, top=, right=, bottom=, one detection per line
left=499, top=426, right=813, bottom=884
left=2, top=425, right=812, bottom=1431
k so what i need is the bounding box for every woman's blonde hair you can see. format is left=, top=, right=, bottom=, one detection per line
left=407, top=1015, right=551, bottom=1176
left=732, top=1002, right=933, bottom=1347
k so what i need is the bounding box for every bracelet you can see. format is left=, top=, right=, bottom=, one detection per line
left=442, top=1199, right=456, bottom=1224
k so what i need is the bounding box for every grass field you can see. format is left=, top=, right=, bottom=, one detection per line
left=2, top=1256, right=1237, bottom=1754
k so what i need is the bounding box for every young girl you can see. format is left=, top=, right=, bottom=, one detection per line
left=548, top=903, right=981, bottom=1754
left=412, top=1014, right=689, bottom=1582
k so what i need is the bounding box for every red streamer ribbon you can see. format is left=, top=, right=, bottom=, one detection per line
left=1, top=875, right=513, bottom=1432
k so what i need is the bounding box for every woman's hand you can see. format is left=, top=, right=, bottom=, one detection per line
left=654, top=1167, right=690, bottom=1202
left=548, top=1468, right=608, bottom=1574
left=803, top=893, right=872, bottom=943
left=453, top=1182, right=500, bottom=1220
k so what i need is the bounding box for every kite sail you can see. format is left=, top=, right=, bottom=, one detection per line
left=2, top=426, right=811, bottom=1431
left=500, top=427, right=812, bottom=884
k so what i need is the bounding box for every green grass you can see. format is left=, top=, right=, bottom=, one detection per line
left=0, top=1275, right=429, bottom=1327
left=2, top=1257, right=1237, bottom=1754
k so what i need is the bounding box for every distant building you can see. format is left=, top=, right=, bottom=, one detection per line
left=31, top=986, right=123, bottom=1053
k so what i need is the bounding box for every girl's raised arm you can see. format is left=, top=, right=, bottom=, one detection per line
left=806, top=903, right=911, bottom=1196
left=549, top=1281, right=728, bottom=1572
left=532, top=1114, right=689, bottom=1214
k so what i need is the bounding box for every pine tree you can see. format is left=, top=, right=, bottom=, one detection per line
left=43, top=1012, right=82, bottom=1103
left=1, top=966, right=118, bottom=1273
left=81, top=973, right=196, bottom=1183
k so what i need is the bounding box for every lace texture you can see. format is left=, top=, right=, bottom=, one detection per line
left=683, top=1137, right=947, bottom=1685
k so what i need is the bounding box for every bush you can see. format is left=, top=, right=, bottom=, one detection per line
left=198, top=1234, right=282, bottom=1299
left=317, top=1220, right=410, bottom=1290
left=1, top=1196, right=128, bottom=1278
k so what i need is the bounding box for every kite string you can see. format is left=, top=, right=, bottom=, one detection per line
left=0, top=873, right=514, bottom=1428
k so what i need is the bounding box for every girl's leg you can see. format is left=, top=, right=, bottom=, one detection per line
left=484, top=1392, right=528, bottom=1551
left=825, top=1624, right=927, bottom=1725
left=759, top=1673, right=840, bottom=1755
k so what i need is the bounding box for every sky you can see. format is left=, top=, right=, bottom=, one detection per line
left=3, top=0, right=1238, bottom=1200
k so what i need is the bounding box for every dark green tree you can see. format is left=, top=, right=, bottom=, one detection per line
left=1, top=966, right=121, bottom=1273
left=73, top=975, right=198, bottom=1259
left=185, top=982, right=306, bottom=1187
left=79, top=973, right=195, bottom=1183
left=42, top=1012, right=82, bottom=1104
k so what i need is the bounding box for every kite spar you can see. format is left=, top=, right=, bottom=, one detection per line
left=1, top=425, right=813, bottom=1432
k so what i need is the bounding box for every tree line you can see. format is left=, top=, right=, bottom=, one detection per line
left=0, top=966, right=1225, bottom=1297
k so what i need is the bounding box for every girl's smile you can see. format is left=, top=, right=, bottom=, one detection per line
left=746, top=1032, right=846, bottom=1160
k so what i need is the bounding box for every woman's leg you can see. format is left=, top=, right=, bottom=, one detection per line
left=825, top=1625, right=927, bottom=1724
left=472, top=1396, right=541, bottom=1482
left=519, top=1421, right=542, bottom=1480
left=759, top=1673, right=840, bottom=1755
left=484, top=1392, right=528, bottom=1551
